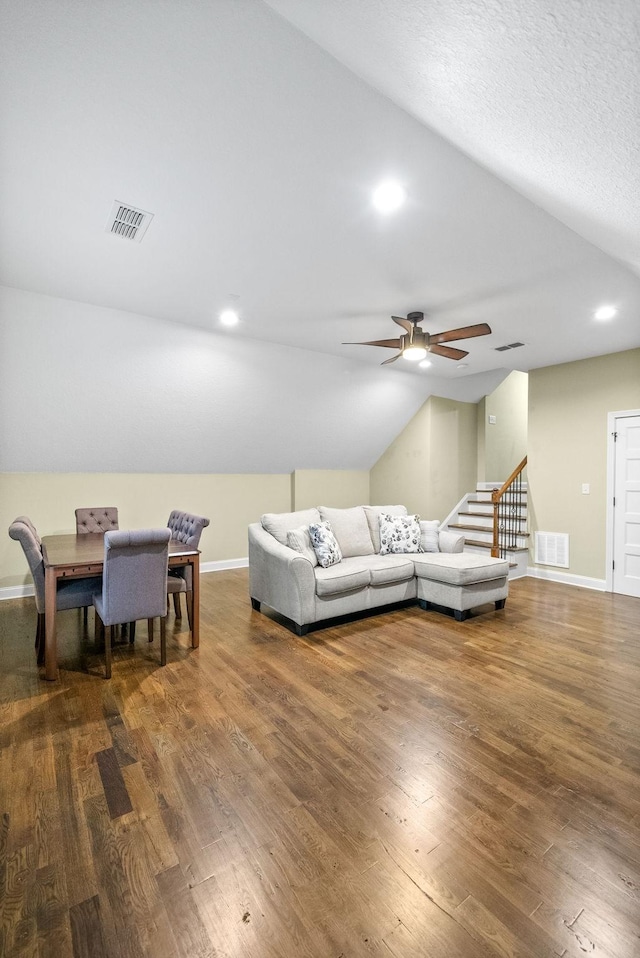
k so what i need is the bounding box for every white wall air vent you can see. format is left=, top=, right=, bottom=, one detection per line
left=105, top=201, right=153, bottom=242
left=535, top=532, right=569, bottom=568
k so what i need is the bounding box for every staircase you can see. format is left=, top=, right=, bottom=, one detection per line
left=441, top=462, right=529, bottom=579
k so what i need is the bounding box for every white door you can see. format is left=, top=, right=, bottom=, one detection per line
left=613, top=416, right=640, bottom=597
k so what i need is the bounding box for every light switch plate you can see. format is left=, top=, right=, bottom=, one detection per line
left=488, top=415, right=496, bottom=424
left=582, top=483, right=590, bottom=494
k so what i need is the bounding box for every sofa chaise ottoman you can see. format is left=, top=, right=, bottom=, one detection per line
left=248, top=505, right=509, bottom=635
left=414, top=552, right=509, bottom=621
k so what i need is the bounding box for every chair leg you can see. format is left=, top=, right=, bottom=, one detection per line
left=83, top=606, right=88, bottom=628
left=105, top=624, right=112, bottom=679
left=160, top=616, right=166, bottom=666
left=148, top=618, right=154, bottom=642
left=129, top=620, right=136, bottom=643
left=172, top=593, right=182, bottom=619
left=35, top=613, right=45, bottom=665
left=186, top=591, right=193, bottom=632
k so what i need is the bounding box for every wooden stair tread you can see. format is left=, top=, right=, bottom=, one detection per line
left=464, top=538, right=529, bottom=552
left=450, top=523, right=529, bottom=537
left=460, top=510, right=527, bottom=520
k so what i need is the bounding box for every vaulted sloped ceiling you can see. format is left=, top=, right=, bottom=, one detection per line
left=0, top=0, right=639, bottom=473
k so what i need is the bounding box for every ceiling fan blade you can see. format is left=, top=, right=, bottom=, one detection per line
left=392, top=316, right=413, bottom=334
left=381, top=352, right=402, bottom=365
left=429, top=323, right=492, bottom=345
left=342, top=338, right=402, bottom=348
left=429, top=344, right=469, bottom=361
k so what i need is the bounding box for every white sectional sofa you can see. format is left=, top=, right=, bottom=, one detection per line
left=248, top=504, right=509, bottom=635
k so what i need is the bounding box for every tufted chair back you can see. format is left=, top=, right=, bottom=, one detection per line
left=8, top=518, right=46, bottom=612
left=167, top=511, right=210, bottom=548
left=75, top=507, right=119, bottom=534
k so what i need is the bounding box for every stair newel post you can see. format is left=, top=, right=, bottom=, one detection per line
left=491, top=496, right=499, bottom=558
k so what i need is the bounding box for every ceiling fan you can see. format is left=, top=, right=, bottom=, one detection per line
left=344, top=311, right=492, bottom=365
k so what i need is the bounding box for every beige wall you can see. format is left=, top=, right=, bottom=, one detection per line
left=370, top=395, right=478, bottom=519
left=1, top=472, right=291, bottom=589
left=528, top=348, right=640, bottom=579
left=481, top=371, right=528, bottom=481
left=292, top=470, right=370, bottom=510
left=1, top=468, right=373, bottom=590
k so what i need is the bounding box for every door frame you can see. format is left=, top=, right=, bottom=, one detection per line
left=606, top=408, right=640, bottom=592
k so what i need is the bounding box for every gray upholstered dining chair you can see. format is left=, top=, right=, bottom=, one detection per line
left=8, top=516, right=102, bottom=665
left=93, top=528, right=171, bottom=679
left=75, top=507, right=119, bottom=534
left=166, top=510, right=209, bottom=627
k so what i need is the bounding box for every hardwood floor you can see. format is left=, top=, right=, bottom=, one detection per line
left=1, top=572, right=639, bottom=958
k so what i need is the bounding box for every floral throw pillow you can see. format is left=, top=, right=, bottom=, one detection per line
left=308, top=521, right=343, bottom=568
left=379, top=513, right=422, bottom=555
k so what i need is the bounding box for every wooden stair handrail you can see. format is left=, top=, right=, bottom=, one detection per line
left=491, top=456, right=527, bottom=557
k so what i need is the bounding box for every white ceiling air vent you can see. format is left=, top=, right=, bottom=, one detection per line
left=535, top=532, right=569, bottom=568
left=105, top=201, right=153, bottom=242
left=495, top=342, right=526, bottom=352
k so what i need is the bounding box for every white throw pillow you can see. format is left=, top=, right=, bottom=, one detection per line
left=287, top=525, right=319, bottom=566
left=420, top=520, right=440, bottom=553
left=379, top=513, right=422, bottom=555
left=308, top=521, right=342, bottom=568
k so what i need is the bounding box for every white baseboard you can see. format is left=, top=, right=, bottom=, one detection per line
left=201, top=558, right=248, bottom=573
left=0, top=558, right=249, bottom=602
left=526, top=566, right=606, bottom=592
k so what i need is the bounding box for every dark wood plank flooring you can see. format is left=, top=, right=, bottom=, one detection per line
left=0, top=572, right=639, bottom=957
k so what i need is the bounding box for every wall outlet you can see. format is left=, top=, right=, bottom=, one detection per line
left=488, top=415, right=496, bottom=424
left=582, top=483, right=590, bottom=494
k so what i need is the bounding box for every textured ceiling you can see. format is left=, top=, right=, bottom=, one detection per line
left=1, top=0, right=639, bottom=393
left=267, top=0, right=640, bottom=274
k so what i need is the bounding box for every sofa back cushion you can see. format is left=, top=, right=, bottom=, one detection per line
left=261, top=507, right=321, bottom=545
left=319, top=506, right=374, bottom=558
left=363, top=505, right=407, bottom=554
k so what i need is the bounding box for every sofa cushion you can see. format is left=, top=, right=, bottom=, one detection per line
left=420, top=520, right=440, bottom=553
left=413, top=552, right=509, bottom=585
left=286, top=525, right=318, bottom=567
left=314, top=559, right=370, bottom=597
left=309, top=521, right=343, bottom=569
left=379, top=513, right=422, bottom=555
left=319, top=506, right=374, bottom=557
left=363, top=505, right=407, bottom=553
left=356, top=555, right=415, bottom=586
left=262, top=507, right=321, bottom=545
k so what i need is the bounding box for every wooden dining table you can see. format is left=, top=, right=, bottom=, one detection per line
left=41, top=533, right=201, bottom=681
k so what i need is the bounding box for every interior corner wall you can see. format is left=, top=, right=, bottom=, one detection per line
left=292, top=470, right=370, bottom=510
left=477, top=396, right=487, bottom=482
left=527, top=348, right=640, bottom=580
left=370, top=395, right=478, bottom=520
left=483, top=370, right=528, bottom=481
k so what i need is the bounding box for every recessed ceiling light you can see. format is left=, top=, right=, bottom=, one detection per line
left=594, top=305, right=617, bottom=321
left=372, top=180, right=406, bottom=214
left=220, top=309, right=239, bottom=327
left=419, top=359, right=432, bottom=369
left=457, top=363, right=468, bottom=369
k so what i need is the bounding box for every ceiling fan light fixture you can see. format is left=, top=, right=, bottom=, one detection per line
left=402, top=345, right=428, bottom=361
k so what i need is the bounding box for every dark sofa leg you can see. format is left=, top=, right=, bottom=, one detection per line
left=250, top=597, right=261, bottom=611
left=454, top=609, right=470, bottom=622
left=294, top=623, right=309, bottom=636
left=418, top=599, right=430, bottom=611
left=495, top=599, right=506, bottom=610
